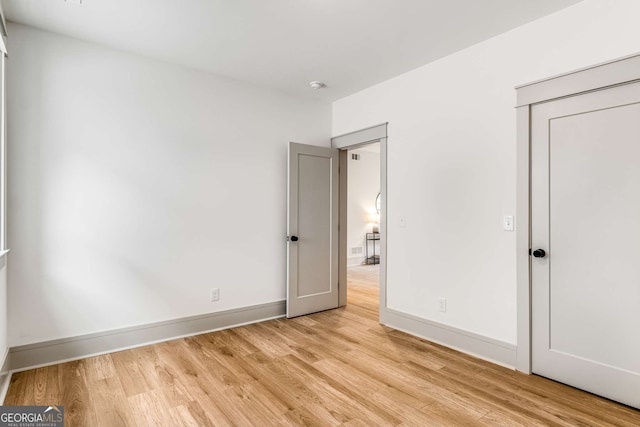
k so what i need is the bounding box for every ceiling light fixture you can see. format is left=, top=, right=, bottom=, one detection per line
left=309, top=81, right=326, bottom=90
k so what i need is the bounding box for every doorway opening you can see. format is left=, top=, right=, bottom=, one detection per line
left=286, top=123, right=386, bottom=319
left=332, top=122, right=387, bottom=322
left=345, top=143, right=381, bottom=311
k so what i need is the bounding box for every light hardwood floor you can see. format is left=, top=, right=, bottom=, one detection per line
left=5, top=265, right=640, bottom=426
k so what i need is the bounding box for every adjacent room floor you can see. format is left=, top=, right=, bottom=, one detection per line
left=5, top=264, right=639, bottom=426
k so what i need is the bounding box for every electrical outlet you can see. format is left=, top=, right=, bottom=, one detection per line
left=210, top=288, right=220, bottom=302
left=439, top=298, right=447, bottom=312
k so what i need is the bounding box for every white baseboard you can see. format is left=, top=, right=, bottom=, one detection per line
left=9, top=300, right=286, bottom=372
left=382, top=308, right=517, bottom=369
left=5, top=301, right=515, bottom=389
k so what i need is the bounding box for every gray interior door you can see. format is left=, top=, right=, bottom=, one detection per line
left=531, top=81, right=640, bottom=409
left=287, top=142, right=339, bottom=318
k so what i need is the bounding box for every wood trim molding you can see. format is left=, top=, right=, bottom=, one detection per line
left=378, top=137, right=388, bottom=315
left=515, top=105, right=532, bottom=373
left=331, top=123, right=388, bottom=149
left=9, top=300, right=285, bottom=372
left=516, top=52, right=640, bottom=106
left=338, top=149, right=348, bottom=307
left=0, top=348, right=8, bottom=374
left=0, top=3, right=6, bottom=39
left=383, top=308, right=517, bottom=368
left=0, top=348, right=11, bottom=404
left=0, top=250, right=7, bottom=269
left=0, top=373, right=10, bottom=405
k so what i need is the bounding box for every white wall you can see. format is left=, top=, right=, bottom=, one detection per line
left=333, top=0, right=640, bottom=345
left=347, top=146, right=380, bottom=265
left=7, top=23, right=330, bottom=346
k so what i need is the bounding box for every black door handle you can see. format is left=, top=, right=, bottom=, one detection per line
left=288, top=235, right=299, bottom=242
left=532, top=249, right=546, bottom=258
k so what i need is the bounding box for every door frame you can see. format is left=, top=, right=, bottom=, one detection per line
left=515, top=52, right=640, bottom=373
left=331, top=123, right=388, bottom=321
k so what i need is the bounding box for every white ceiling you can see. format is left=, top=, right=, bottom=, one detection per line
left=1, top=0, right=582, bottom=101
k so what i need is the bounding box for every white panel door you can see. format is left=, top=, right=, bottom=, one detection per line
left=287, top=142, right=339, bottom=318
left=531, top=81, right=640, bottom=409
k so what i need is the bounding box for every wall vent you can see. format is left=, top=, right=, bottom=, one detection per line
left=351, top=247, right=363, bottom=255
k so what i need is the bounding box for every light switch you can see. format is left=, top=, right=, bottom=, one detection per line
left=399, top=216, right=406, bottom=228
left=503, top=215, right=514, bottom=231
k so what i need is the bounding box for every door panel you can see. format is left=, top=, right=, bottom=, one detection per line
left=287, top=142, right=339, bottom=318
left=531, top=82, right=640, bottom=409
